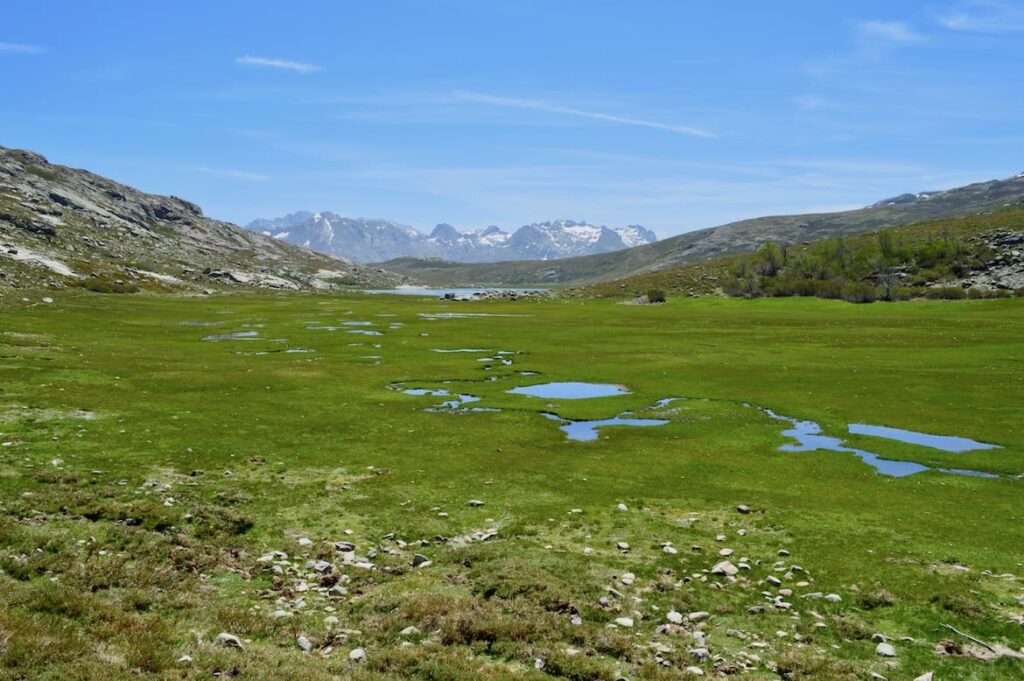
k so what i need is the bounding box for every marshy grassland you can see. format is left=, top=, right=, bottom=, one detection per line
left=1, top=291, right=1022, bottom=679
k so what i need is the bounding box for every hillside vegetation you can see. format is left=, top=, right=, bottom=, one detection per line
left=583, top=207, right=1024, bottom=302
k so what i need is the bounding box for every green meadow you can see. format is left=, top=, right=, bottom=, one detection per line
left=0, top=291, right=1022, bottom=679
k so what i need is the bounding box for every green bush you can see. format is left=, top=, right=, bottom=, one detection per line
left=646, top=288, right=667, bottom=303
left=924, top=286, right=967, bottom=300
left=840, top=281, right=880, bottom=303
left=76, top=278, right=140, bottom=294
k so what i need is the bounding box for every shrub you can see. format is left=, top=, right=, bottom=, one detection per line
left=76, top=278, right=139, bottom=294
left=924, top=286, right=967, bottom=300
left=840, top=281, right=879, bottom=303
left=646, top=288, right=667, bottom=304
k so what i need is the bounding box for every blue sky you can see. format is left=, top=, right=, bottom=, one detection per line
left=2, top=1, right=1022, bottom=237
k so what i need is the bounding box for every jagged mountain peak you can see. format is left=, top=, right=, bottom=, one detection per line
left=246, top=212, right=657, bottom=263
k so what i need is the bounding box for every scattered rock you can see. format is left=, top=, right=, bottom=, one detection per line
left=875, top=642, right=897, bottom=657
left=297, top=635, right=312, bottom=652
left=215, top=632, right=243, bottom=649
left=467, top=499, right=485, bottom=507
left=711, top=561, right=739, bottom=576
left=349, top=647, right=366, bottom=662
left=615, top=617, right=634, bottom=628
left=736, top=504, right=751, bottom=514
left=667, top=611, right=684, bottom=624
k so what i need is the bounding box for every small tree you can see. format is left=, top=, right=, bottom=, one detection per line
left=874, top=262, right=901, bottom=301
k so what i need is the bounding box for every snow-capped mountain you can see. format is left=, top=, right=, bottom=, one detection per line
left=247, top=213, right=657, bottom=263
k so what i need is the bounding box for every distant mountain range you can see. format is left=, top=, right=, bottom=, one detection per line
left=377, top=171, right=1024, bottom=287
left=247, top=212, right=657, bottom=263
left=0, top=146, right=403, bottom=292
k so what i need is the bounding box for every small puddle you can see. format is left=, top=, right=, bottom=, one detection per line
left=418, top=313, right=531, bottom=320
left=763, top=409, right=1000, bottom=478
left=403, top=388, right=496, bottom=412
left=508, top=382, right=630, bottom=399
left=202, top=331, right=260, bottom=341
left=542, top=413, right=668, bottom=442
left=848, top=424, right=1000, bottom=453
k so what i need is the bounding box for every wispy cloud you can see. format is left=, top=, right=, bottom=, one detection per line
left=453, top=91, right=716, bottom=138
left=234, top=55, right=320, bottom=74
left=856, top=20, right=926, bottom=43
left=0, top=42, right=46, bottom=54
left=193, top=166, right=271, bottom=182
left=938, top=1, right=1024, bottom=33
left=793, top=95, right=840, bottom=111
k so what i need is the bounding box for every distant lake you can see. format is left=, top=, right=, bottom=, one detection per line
left=363, top=287, right=548, bottom=297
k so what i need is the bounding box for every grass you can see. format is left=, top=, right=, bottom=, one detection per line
left=0, top=290, right=1022, bottom=679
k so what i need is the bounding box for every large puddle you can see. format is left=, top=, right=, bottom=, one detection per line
left=507, top=382, right=630, bottom=399
left=763, top=409, right=1000, bottom=478
left=848, top=423, right=1000, bottom=453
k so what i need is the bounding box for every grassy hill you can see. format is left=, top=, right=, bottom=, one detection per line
left=378, top=173, right=1024, bottom=287
left=581, top=206, right=1024, bottom=301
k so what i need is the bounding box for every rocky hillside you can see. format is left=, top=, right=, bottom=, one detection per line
left=249, top=212, right=656, bottom=263
left=378, top=172, right=1024, bottom=287
left=0, top=146, right=403, bottom=293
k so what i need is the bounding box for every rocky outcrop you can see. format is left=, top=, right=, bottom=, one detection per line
left=0, top=145, right=405, bottom=292
left=958, top=231, right=1024, bottom=291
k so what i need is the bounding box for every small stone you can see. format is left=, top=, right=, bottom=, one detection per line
left=719, top=548, right=734, bottom=556
left=736, top=504, right=751, bottom=514
left=688, top=611, right=710, bottom=622
left=913, top=674, right=934, bottom=681
left=467, top=499, right=485, bottom=507
left=177, top=655, right=193, bottom=663
left=297, top=537, right=313, bottom=547
left=663, top=545, right=678, bottom=554
left=325, top=616, right=340, bottom=626
left=215, top=632, right=243, bottom=649
left=766, top=576, right=782, bottom=587
left=411, top=553, right=430, bottom=567
left=689, top=647, right=710, bottom=661
left=616, top=541, right=630, bottom=551
left=617, top=503, right=629, bottom=511
left=349, top=647, right=366, bottom=662
left=270, top=609, right=293, bottom=618
left=615, top=617, right=634, bottom=628
left=297, top=635, right=313, bottom=652
left=570, top=614, right=582, bottom=625
left=778, top=549, right=790, bottom=557
left=667, top=611, right=684, bottom=624
left=685, top=666, right=705, bottom=676
left=875, top=642, right=897, bottom=657
left=825, top=593, right=842, bottom=603
left=400, top=625, right=420, bottom=636
left=620, top=572, right=635, bottom=586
